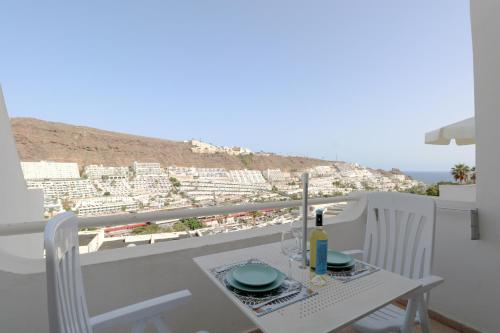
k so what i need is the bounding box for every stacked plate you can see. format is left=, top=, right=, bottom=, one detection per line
left=225, top=264, right=286, bottom=293
left=326, top=251, right=355, bottom=271
left=308, top=250, right=355, bottom=271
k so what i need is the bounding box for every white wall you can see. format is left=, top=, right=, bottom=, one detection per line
left=438, top=184, right=476, bottom=202
left=445, top=2, right=500, bottom=332
left=0, top=87, right=44, bottom=258
left=429, top=207, right=484, bottom=331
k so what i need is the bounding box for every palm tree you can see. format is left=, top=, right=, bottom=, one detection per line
left=451, top=164, right=471, bottom=184
left=250, top=210, right=262, bottom=226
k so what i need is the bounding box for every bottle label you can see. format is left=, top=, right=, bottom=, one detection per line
left=315, top=239, right=328, bottom=275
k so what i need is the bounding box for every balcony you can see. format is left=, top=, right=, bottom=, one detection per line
left=0, top=192, right=481, bottom=333
left=2, top=2, right=500, bottom=332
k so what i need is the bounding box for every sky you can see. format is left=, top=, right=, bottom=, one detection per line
left=0, top=0, right=475, bottom=171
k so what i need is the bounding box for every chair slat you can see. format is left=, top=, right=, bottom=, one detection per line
left=56, top=270, right=71, bottom=333
left=402, top=213, right=418, bottom=278
left=393, top=211, right=410, bottom=275
left=412, top=216, right=429, bottom=279
left=376, top=208, right=387, bottom=267
left=385, top=209, right=397, bottom=272
left=64, top=250, right=78, bottom=333
left=364, top=208, right=377, bottom=263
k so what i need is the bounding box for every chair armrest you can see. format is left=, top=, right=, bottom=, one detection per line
left=417, top=275, right=444, bottom=293
left=341, top=249, right=364, bottom=260
left=90, top=289, right=191, bottom=331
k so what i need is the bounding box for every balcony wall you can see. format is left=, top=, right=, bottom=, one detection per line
left=0, top=200, right=367, bottom=333
left=0, top=88, right=44, bottom=259
left=429, top=201, right=483, bottom=332
left=0, top=195, right=489, bottom=332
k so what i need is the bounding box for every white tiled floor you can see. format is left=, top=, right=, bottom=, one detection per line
left=337, top=320, right=459, bottom=333
left=249, top=319, right=460, bottom=333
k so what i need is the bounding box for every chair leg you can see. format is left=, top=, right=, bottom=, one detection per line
left=418, top=294, right=431, bottom=333
left=401, top=296, right=418, bottom=333
left=151, top=316, right=173, bottom=333
left=132, top=319, right=147, bottom=333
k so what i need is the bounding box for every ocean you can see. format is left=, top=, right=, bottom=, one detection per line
left=404, top=171, right=454, bottom=185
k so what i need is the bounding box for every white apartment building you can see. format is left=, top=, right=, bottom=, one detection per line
left=334, top=162, right=358, bottom=174
left=190, top=140, right=252, bottom=156
left=93, top=178, right=131, bottom=196
left=84, top=164, right=129, bottom=179
left=309, top=165, right=336, bottom=177
left=190, top=140, right=220, bottom=154
left=26, top=179, right=98, bottom=199
left=179, top=178, right=270, bottom=202
left=308, top=176, right=342, bottom=196
left=262, top=169, right=291, bottom=182
left=133, top=161, right=163, bottom=175
left=392, top=174, right=407, bottom=182
left=196, top=168, right=229, bottom=179
left=164, top=196, right=192, bottom=210
left=20, top=161, right=80, bottom=180
left=74, top=196, right=138, bottom=216
left=167, top=166, right=229, bottom=180
left=228, top=169, right=267, bottom=184
left=129, top=175, right=172, bottom=195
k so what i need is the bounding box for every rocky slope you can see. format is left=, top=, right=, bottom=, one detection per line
left=11, top=117, right=335, bottom=171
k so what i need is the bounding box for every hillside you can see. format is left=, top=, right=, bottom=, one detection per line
left=11, top=117, right=335, bottom=171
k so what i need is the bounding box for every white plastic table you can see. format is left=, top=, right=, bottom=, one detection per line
left=194, top=242, right=421, bottom=333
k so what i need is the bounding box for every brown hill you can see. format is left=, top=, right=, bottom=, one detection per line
left=11, top=117, right=334, bottom=171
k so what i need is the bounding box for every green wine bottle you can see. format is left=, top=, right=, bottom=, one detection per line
left=309, top=209, right=328, bottom=275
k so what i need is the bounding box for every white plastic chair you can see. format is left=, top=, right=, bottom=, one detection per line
left=44, top=211, right=208, bottom=333
left=345, top=192, right=444, bottom=333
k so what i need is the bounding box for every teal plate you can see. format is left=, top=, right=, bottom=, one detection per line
left=328, top=259, right=355, bottom=271
left=327, top=251, right=353, bottom=266
left=231, top=264, right=279, bottom=287
left=225, top=270, right=286, bottom=293
left=328, top=258, right=355, bottom=268
left=307, top=250, right=354, bottom=266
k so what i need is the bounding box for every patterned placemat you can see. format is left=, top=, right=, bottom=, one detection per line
left=210, top=258, right=316, bottom=317
left=326, top=260, right=380, bottom=282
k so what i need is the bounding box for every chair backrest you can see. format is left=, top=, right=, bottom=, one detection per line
left=363, top=192, right=436, bottom=280
left=45, top=212, right=92, bottom=333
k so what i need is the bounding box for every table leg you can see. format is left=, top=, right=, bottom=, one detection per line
left=401, top=296, right=418, bottom=333
left=418, top=294, right=431, bottom=333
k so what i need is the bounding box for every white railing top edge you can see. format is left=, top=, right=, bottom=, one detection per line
left=435, top=198, right=478, bottom=211
left=0, top=195, right=359, bottom=236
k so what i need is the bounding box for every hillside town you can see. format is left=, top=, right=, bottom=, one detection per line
left=21, top=160, right=421, bottom=252
left=22, top=160, right=421, bottom=217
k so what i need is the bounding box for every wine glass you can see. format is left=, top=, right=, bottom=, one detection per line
left=281, top=230, right=301, bottom=278
left=290, top=215, right=303, bottom=258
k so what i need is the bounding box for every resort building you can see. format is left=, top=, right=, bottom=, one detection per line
left=26, top=179, right=98, bottom=199
left=190, top=139, right=253, bottom=156
left=74, top=196, right=139, bottom=216
left=133, top=161, right=163, bottom=175
left=84, top=164, right=129, bottom=179
left=228, top=169, right=267, bottom=185
left=20, top=161, right=80, bottom=180
left=262, top=169, right=291, bottom=182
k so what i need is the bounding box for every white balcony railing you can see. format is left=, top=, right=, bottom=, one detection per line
left=0, top=195, right=359, bottom=237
